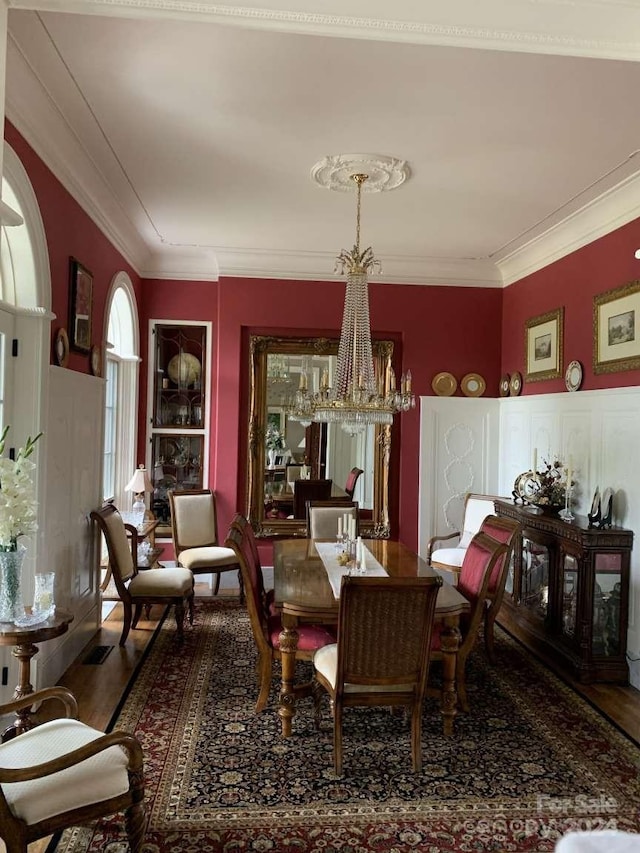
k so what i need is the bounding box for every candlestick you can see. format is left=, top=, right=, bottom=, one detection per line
left=533, top=448, right=538, bottom=472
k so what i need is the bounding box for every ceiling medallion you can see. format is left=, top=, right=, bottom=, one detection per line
left=311, top=153, right=410, bottom=194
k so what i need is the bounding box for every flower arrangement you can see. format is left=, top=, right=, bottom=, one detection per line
left=0, top=426, right=42, bottom=552
left=531, top=456, right=574, bottom=507
left=265, top=422, right=285, bottom=451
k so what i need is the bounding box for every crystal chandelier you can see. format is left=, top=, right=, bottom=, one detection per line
left=267, top=354, right=290, bottom=384
left=313, top=172, right=415, bottom=436
left=285, top=358, right=314, bottom=428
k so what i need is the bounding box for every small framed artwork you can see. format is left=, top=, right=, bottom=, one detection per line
left=54, top=327, right=69, bottom=368
left=267, top=406, right=284, bottom=433
left=69, top=257, right=93, bottom=352
left=593, top=280, right=640, bottom=374
left=525, top=307, right=564, bottom=382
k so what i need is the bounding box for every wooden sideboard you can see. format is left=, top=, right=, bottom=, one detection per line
left=495, top=500, right=633, bottom=683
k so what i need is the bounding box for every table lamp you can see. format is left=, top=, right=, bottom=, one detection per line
left=125, top=465, right=153, bottom=518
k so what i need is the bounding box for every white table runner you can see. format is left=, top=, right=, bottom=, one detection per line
left=314, top=541, right=388, bottom=598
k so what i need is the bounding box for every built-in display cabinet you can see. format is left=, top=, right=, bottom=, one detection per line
left=495, top=500, right=633, bottom=684
left=147, top=321, right=211, bottom=537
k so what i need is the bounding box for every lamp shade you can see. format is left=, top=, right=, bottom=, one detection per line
left=125, top=465, right=153, bottom=493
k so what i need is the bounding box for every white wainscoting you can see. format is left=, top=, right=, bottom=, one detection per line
left=419, top=388, right=640, bottom=688
left=33, top=366, right=105, bottom=690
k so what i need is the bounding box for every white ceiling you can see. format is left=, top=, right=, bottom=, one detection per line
left=6, top=0, right=640, bottom=286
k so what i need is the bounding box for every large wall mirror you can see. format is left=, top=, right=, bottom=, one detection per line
left=247, top=335, right=392, bottom=538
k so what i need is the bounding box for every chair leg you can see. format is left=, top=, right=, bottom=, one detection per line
left=255, top=653, right=273, bottom=713
left=187, top=592, right=195, bottom=625
left=456, top=652, right=470, bottom=713
left=212, top=573, right=221, bottom=595
left=124, top=801, right=146, bottom=853
left=119, top=602, right=133, bottom=646
left=411, top=702, right=423, bottom=773
left=174, top=601, right=185, bottom=640
left=237, top=568, right=245, bottom=604
left=484, top=612, right=497, bottom=664
left=312, top=679, right=324, bottom=730
left=132, top=602, right=143, bottom=629
left=333, top=702, right=343, bottom=776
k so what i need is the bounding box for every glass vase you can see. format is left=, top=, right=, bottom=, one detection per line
left=0, top=547, right=25, bottom=623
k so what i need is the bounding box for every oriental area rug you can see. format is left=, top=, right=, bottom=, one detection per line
left=51, top=600, right=640, bottom=853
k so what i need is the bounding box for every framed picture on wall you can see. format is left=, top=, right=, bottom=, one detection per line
left=593, top=280, right=640, bottom=374
left=525, top=307, right=564, bottom=382
left=69, top=257, right=93, bottom=352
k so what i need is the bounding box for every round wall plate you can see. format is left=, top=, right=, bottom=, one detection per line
left=431, top=371, right=457, bottom=396
left=90, top=345, right=102, bottom=377
left=54, top=328, right=69, bottom=368
left=499, top=374, right=510, bottom=397
left=565, top=360, right=583, bottom=392
left=461, top=373, right=486, bottom=397
left=509, top=371, right=523, bottom=396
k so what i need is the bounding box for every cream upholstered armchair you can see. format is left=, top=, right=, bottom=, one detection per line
left=91, top=502, right=194, bottom=645
left=427, top=493, right=502, bottom=581
left=306, top=501, right=359, bottom=540
left=168, top=489, right=242, bottom=598
left=0, top=686, right=145, bottom=853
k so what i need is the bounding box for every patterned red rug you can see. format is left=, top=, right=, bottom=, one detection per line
left=51, top=600, right=640, bottom=852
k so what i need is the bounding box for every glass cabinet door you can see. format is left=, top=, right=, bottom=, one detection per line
left=521, top=537, right=550, bottom=622
left=153, top=325, right=206, bottom=429
left=151, top=434, right=204, bottom=524
left=561, top=554, right=579, bottom=640
left=592, top=553, right=623, bottom=657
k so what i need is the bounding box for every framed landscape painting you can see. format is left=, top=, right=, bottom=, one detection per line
left=593, top=280, right=640, bottom=374
left=525, top=307, right=564, bottom=382
left=69, top=257, right=93, bottom=352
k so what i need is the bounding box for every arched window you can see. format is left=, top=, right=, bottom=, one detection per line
left=103, top=273, right=140, bottom=510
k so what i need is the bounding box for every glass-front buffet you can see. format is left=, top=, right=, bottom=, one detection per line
left=496, top=500, right=633, bottom=683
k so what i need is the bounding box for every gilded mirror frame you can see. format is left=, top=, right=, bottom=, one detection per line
left=247, top=335, right=392, bottom=538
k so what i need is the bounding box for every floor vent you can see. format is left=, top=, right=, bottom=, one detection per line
left=82, top=645, right=114, bottom=665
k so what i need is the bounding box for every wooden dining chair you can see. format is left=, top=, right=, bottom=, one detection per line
left=225, top=523, right=336, bottom=713
left=306, top=501, right=359, bottom=540
left=344, top=467, right=364, bottom=500
left=91, top=503, right=195, bottom=645
left=477, top=515, right=520, bottom=661
left=0, top=686, right=145, bottom=853
left=168, top=488, right=242, bottom=598
left=429, top=531, right=508, bottom=712
left=292, top=479, right=333, bottom=519
left=312, top=575, right=442, bottom=776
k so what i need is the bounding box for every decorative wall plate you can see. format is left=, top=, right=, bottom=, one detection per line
left=509, top=371, right=523, bottom=396
left=461, top=373, right=486, bottom=397
left=90, top=345, right=102, bottom=377
left=499, top=374, right=510, bottom=397
left=565, top=360, right=583, bottom=392
left=54, top=328, right=69, bottom=368
left=432, top=371, right=457, bottom=397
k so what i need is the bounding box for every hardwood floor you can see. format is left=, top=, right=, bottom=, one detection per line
left=4, top=584, right=640, bottom=852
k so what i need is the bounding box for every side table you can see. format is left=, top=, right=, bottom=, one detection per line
left=0, top=609, right=74, bottom=740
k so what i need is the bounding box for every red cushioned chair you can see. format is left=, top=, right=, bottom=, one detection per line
left=225, top=520, right=335, bottom=713
left=478, top=515, right=520, bottom=662
left=344, top=467, right=364, bottom=500
left=430, top=531, right=508, bottom=712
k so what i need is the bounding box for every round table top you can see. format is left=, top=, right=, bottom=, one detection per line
left=0, top=609, right=74, bottom=644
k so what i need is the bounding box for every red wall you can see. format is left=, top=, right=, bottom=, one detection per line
left=142, top=277, right=503, bottom=551
left=5, top=122, right=142, bottom=371
left=502, top=219, right=640, bottom=392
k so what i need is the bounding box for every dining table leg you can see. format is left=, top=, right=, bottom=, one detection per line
left=277, top=621, right=299, bottom=737
left=438, top=615, right=462, bottom=737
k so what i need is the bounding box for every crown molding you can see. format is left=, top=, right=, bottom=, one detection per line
left=5, top=32, right=152, bottom=274
left=496, top=169, right=640, bottom=286
left=8, top=0, right=640, bottom=61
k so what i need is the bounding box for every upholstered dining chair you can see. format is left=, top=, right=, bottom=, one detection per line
left=225, top=523, right=336, bottom=713
left=0, top=686, right=145, bottom=853
left=312, top=575, right=442, bottom=776
left=477, top=514, right=520, bottom=661
left=429, top=531, right=508, bottom=713
left=306, top=500, right=359, bottom=540
left=427, top=493, right=504, bottom=582
left=292, top=479, right=333, bottom=519
left=168, top=488, right=242, bottom=598
left=344, top=467, right=364, bottom=500
left=91, top=502, right=194, bottom=645
left=227, top=513, right=277, bottom=616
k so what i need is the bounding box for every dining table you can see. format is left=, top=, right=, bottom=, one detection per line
left=272, top=537, right=470, bottom=738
